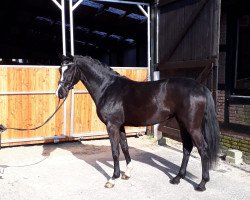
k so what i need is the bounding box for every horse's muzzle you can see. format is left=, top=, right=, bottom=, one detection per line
left=56, top=85, right=68, bottom=99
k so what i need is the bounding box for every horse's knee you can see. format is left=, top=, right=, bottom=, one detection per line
left=111, top=149, right=120, bottom=160
left=183, top=147, right=192, bottom=156
left=197, top=145, right=209, bottom=160
left=120, top=143, right=129, bottom=152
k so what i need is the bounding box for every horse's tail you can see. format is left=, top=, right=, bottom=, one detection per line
left=202, top=87, right=220, bottom=169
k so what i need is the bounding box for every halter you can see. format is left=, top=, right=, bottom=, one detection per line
left=58, top=61, right=77, bottom=91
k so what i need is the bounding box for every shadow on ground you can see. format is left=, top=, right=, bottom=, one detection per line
left=40, top=140, right=198, bottom=189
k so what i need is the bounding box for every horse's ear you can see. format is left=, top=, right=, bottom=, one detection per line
left=57, top=52, right=67, bottom=62
left=66, top=52, right=74, bottom=61
left=57, top=52, right=74, bottom=62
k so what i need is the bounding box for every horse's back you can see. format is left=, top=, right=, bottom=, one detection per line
left=167, top=77, right=206, bottom=95
left=120, top=78, right=170, bottom=105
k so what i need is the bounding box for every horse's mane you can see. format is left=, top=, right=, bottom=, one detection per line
left=76, top=55, right=121, bottom=77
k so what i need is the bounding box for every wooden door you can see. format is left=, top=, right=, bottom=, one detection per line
left=157, top=0, right=221, bottom=140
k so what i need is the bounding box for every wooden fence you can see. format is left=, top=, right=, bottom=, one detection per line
left=0, top=65, right=147, bottom=146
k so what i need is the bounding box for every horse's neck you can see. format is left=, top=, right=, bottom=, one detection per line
left=79, top=65, right=115, bottom=105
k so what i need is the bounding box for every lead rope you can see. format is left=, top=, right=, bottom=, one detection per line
left=0, top=96, right=67, bottom=149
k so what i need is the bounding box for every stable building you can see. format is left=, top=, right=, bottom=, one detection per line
left=0, top=0, right=249, bottom=163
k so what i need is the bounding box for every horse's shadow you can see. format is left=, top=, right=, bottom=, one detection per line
left=41, top=139, right=198, bottom=188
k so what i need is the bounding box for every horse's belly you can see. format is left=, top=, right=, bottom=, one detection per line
left=124, top=109, right=171, bottom=126
left=123, top=86, right=171, bottom=126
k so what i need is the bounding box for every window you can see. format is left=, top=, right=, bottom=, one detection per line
left=228, top=10, right=250, bottom=96
left=236, top=14, right=250, bottom=94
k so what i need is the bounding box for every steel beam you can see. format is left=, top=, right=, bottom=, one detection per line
left=51, top=0, right=67, bottom=136
left=94, top=0, right=149, bottom=6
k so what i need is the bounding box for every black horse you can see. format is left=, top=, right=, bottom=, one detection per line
left=56, top=55, right=220, bottom=191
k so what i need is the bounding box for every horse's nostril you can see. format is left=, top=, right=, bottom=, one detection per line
left=58, top=92, right=63, bottom=99
left=57, top=86, right=68, bottom=99
left=58, top=90, right=64, bottom=99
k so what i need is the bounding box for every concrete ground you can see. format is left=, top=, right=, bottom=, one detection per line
left=0, top=136, right=249, bottom=200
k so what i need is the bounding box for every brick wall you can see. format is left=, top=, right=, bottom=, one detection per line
left=229, top=105, right=250, bottom=126
left=217, top=90, right=225, bottom=122
left=220, top=132, right=250, bottom=164
left=216, top=90, right=250, bottom=126
left=216, top=90, right=250, bottom=164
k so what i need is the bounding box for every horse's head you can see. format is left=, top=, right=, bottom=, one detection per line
left=56, top=55, right=79, bottom=99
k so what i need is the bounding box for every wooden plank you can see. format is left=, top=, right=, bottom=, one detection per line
left=74, top=68, right=148, bottom=91
left=211, top=0, right=221, bottom=58
left=0, top=68, right=59, bottom=92
left=159, top=125, right=182, bottom=142
left=73, top=93, right=106, bottom=133
left=159, top=0, right=220, bottom=65
left=159, top=59, right=214, bottom=70
left=160, top=0, right=209, bottom=65
left=0, top=66, right=63, bottom=145
left=158, top=0, right=180, bottom=7
left=196, top=62, right=213, bottom=83
left=0, top=94, right=64, bottom=140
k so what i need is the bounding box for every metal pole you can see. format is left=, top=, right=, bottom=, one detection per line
left=52, top=0, right=62, bottom=9
left=156, top=4, right=159, bottom=64
left=137, top=5, right=151, bottom=81
left=70, top=89, right=75, bottom=136
left=73, top=0, right=83, bottom=10
left=61, top=0, right=67, bottom=136
left=51, top=0, right=66, bottom=55
left=70, top=0, right=83, bottom=56
left=69, top=0, right=75, bottom=137
left=51, top=0, right=67, bottom=136
left=137, top=5, right=149, bottom=17
left=147, top=5, right=151, bottom=81
left=62, top=0, right=66, bottom=56
left=69, top=0, right=83, bottom=136
left=94, top=0, right=149, bottom=6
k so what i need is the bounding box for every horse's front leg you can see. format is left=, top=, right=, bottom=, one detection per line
left=119, top=126, right=133, bottom=180
left=105, top=123, right=121, bottom=188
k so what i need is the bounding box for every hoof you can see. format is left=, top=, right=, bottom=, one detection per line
left=195, top=184, right=206, bottom=192
left=104, top=181, right=115, bottom=188
left=121, top=173, right=130, bottom=180
left=169, top=177, right=180, bottom=185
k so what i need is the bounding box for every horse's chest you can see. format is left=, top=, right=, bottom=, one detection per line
left=96, top=97, right=125, bottom=124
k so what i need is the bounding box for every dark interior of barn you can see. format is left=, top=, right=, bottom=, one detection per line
left=0, top=0, right=149, bottom=66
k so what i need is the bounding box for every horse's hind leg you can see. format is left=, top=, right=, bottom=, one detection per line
left=119, top=126, right=133, bottom=180
left=190, top=129, right=210, bottom=191
left=105, top=123, right=121, bottom=188
left=170, top=127, right=193, bottom=185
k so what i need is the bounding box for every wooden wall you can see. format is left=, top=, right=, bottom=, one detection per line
left=0, top=66, right=147, bottom=146
left=157, top=0, right=221, bottom=141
